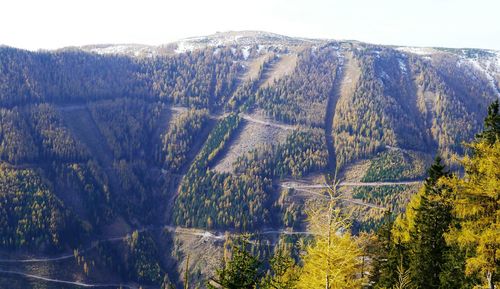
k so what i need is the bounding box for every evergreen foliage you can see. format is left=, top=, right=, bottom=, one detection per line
left=207, top=239, right=263, bottom=289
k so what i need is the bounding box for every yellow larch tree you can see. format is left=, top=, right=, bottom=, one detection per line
left=296, top=182, right=366, bottom=289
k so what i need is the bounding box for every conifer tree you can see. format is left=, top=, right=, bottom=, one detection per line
left=442, top=140, right=499, bottom=289
left=408, top=156, right=453, bottom=289
left=260, top=241, right=299, bottom=289
left=370, top=211, right=402, bottom=289
left=438, top=245, right=478, bottom=289
left=207, top=238, right=263, bottom=289
left=476, top=100, right=500, bottom=144
left=296, top=183, right=365, bottom=289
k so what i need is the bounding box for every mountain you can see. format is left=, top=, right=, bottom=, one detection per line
left=0, top=31, right=499, bottom=288
left=73, top=31, right=323, bottom=56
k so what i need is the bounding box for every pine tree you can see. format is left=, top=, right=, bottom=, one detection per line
left=439, top=245, right=478, bottom=289
left=393, top=257, right=412, bottom=289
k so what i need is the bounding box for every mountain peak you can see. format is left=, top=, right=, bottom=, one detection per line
left=167, top=30, right=324, bottom=53
left=175, top=30, right=318, bottom=44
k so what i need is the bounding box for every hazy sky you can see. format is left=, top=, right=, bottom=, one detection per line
left=1, top=0, right=499, bottom=50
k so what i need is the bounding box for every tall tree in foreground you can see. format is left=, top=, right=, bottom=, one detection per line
left=408, top=156, right=453, bottom=289
left=369, top=211, right=403, bottom=289
left=441, top=101, right=500, bottom=289
left=296, top=183, right=365, bottom=289
left=381, top=157, right=455, bottom=289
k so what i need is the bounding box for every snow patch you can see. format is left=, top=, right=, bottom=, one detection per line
left=398, top=58, right=407, bottom=74
left=397, top=47, right=435, bottom=56
left=90, top=45, right=127, bottom=54
left=85, top=45, right=157, bottom=57
left=241, top=46, right=250, bottom=60
left=175, top=41, right=196, bottom=54
left=466, top=57, right=500, bottom=98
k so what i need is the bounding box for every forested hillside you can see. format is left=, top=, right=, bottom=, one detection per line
left=0, top=31, right=498, bottom=288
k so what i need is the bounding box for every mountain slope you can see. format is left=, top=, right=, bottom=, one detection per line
left=0, top=31, right=499, bottom=288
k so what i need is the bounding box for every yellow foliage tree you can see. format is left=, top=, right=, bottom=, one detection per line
left=296, top=183, right=365, bottom=289
left=441, top=140, right=499, bottom=289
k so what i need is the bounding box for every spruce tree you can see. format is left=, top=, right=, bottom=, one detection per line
left=439, top=245, right=478, bottom=289
left=260, top=242, right=299, bottom=289
left=371, top=211, right=402, bottom=289
left=409, top=156, right=452, bottom=289
left=207, top=239, right=263, bottom=289
left=476, top=100, right=500, bottom=144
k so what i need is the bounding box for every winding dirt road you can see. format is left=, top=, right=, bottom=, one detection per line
left=0, top=225, right=316, bottom=288
left=0, top=269, right=138, bottom=289
left=0, top=225, right=315, bottom=264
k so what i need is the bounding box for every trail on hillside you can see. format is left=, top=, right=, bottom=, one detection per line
left=325, top=47, right=349, bottom=173
left=0, top=269, right=139, bottom=289
left=281, top=180, right=423, bottom=189
left=280, top=179, right=423, bottom=209
left=0, top=225, right=314, bottom=264
left=285, top=186, right=387, bottom=209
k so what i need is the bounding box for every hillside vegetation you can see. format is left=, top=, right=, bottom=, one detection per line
left=0, top=32, right=498, bottom=288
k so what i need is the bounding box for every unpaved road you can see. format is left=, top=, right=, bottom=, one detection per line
left=0, top=225, right=314, bottom=264
left=280, top=179, right=423, bottom=209
left=0, top=269, right=138, bottom=289
left=281, top=180, right=422, bottom=189
left=287, top=186, right=386, bottom=209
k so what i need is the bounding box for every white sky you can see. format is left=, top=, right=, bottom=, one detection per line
left=1, top=0, right=499, bottom=51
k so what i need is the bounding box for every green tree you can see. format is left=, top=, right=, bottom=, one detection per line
left=208, top=238, right=263, bottom=289
left=408, top=156, right=453, bottom=289
left=476, top=100, right=500, bottom=144
left=439, top=245, right=478, bottom=289
left=126, top=230, right=163, bottom=284
left=370, top=211, right=403, bottom=289
left=260, top=242, right=299, bottom=289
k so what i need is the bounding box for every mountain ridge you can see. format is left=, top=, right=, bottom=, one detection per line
left=51, top=30, right=500, bottom=58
